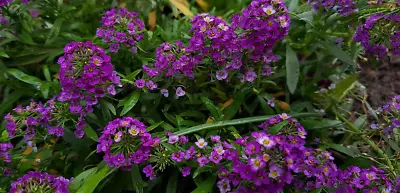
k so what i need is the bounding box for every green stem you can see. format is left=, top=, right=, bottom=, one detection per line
left=160, top=113, right=320, bottom=142
left=337, top=114, right=396, bottom=175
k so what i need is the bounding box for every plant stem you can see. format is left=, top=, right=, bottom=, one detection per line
left=160, top=113, right=320, bottom=142
left=337, top=114, right=397, bottom=175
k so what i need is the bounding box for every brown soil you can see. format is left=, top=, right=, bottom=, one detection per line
left=359, top=56, right=400, bottom=108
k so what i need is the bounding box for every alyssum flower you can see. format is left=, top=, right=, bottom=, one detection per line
left=9, top=171, right=70, bottom=193
left=97, top=8, right=145, bottom=53
left=97, top=117, right=160, bottom=170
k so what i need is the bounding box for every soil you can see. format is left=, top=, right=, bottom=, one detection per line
left=358, top=56, right=400, bottom=108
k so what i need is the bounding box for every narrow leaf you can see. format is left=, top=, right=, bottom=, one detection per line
left=131, top=165, right=144, bottom=193
left=321, top=41, right=356, bottom=67
left=69, top=168, right=98, bottom=192
left=7, top=69, right=42, bottom=85
left=268, top=120, right=288, bottom=135
left=77, top=165, right=113, bottom=193
left=191, top=175, right=216, bottom=193
left=83, top=125, right=98, bottom=141
left=119, top=90, right=141, bottom=116
left=286, top=44, right=299, bottom=94
left=200, top=96, right=221, bottom=119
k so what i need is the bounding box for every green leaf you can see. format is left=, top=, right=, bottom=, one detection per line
left=119, top=90, right=141, bottom=116
left=147, top=121, right=164, bottom=132
left=46, top=18, right=64, bottom=45
left=160, top=113, right=320, bottom=142
left=301, top=119, right=342, bottom=130
left=193, top=166, right=212, bottom=178
left=69, top=167, right=98, bottom=192
left=200, top=96, right=221, bottom=119
left=131, top=165, right=144, bottom=193
left=191, top=175, right=216, bottom=193
left=288, top=0, right=299, bottom=12
left=223, top=91, right=246, bottom=120
left=353, top=115, right=367, bottom=129
left=329, top=74, right=359, bottom=100
left=383, top=136, right=400, bottom=153
left=0, top=51, right=9, bottom=58
left=166, top=171, right=179, bottom=193
left=126, top=69, right=143, bottom=80
left=43, top=65, right=51, bottom=82
left=39, top=82, right=50, bottom=99
left=269, top=120, right=288, bottom=135
left=327, top=143, right=357, bottom=158
left=7, top=69, right=42, bottom=85
left=101, top=100, right=116, bottom=115
left=320, top=41, right=356, bottom=68
left=310, top=188, right=322, bottom=193
left=77, top=165, right=114, bottom=193
left=286, top=44, right=299, bottom=94
left=83, top=125, right=98, bottom=141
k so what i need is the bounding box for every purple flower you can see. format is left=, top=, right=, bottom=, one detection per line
left=171, top=152, right=185, bottom=162
left=268, top=164, right=283, bottom=179
left=74, top=129, right=85, bottom=138
left=185, top=146, right=196, bottom=160
left=160, top=89, right=169, bottom=97
left=58, top=41, right=121, bottom=126
left=176, top=87, right=186, bottom=97
left=97, top=8, right=144, bottom=52
left=197, top=156, right=209, bottom=166
left=210, top=135, right=221, bottom=143
left=168, top=134, right=179, bottom=144
left=217, top=178, right=231, bottom=193
left=9, top=171, right=70, bottom=193
left=257, top=136, right=275, bottom=148
left=209, top=151, right=223, bottom=164
left=216, top=69, right=228, bottom=80
left=195, top=138, right=208, bottom=149
left=135, top=79, right=146, bottom=88
left=181, top=167, right=191, bottom=177
left=146, top=80, right=158, bottom=90
left=143, top=164, right=156, bottom=180
left=28, top=9, right=39, bottom=18
left=244, top=71, right=256, bottom=82
left=97, top=117, right=156, bottom=169
left=179, top=136, right=189, bottom=143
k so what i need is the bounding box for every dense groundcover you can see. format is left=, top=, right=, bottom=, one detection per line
left=0, top=0, right=400, bottom=192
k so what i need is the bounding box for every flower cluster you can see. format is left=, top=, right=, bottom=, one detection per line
left=4, top=98, right=74, bottom=141
left=96, top=117, right=160, bottom=170
left=0, top=0, right=12, bottom=7
left=332, top=166, right=392, bottom=193
left=143, top=41, right=202, bottom=78
left=0, top=143, right=13, bottom=163
left=189, top=13, right=241, bottom=80
left=158, top=113, right=396, bottom=193
left=353, top=13, right=400, bottom=58
left=141, top=0, right=290, bottom=85
left=9, top=171, right=70, bottom=193
left=308, top=0, right=358, bottom=16
left=391, top=32, right=400, bottom=55
left=97, top=8, right=145, bottom=53
left=231, top=0, right=289, bottom=78
left=368, top=95, right=400, bottom=136
left=58, top=41, right=121, bottom=136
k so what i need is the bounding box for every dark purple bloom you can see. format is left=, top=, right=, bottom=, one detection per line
left=171, top=152, right=185, bottom=162
left=181, top=166, right=191, bottom=177
left=135, top=79, right=145, bottom=88
left=97, top=8, right=144, bottom=52
left=143, top=164, right=156, bottom=180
